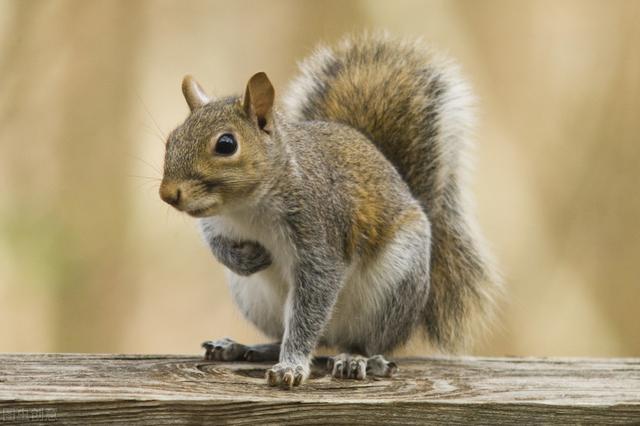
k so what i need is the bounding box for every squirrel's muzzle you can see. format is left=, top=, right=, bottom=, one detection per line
left=159, top=181, right=181, bottom=207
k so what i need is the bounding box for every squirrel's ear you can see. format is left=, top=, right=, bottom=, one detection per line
left=243, top=72, right=274, bottom=132
left=182, top=75, right=210, bottom=111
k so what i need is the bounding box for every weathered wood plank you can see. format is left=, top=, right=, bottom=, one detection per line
left=0, top=354, right=638, bottom=424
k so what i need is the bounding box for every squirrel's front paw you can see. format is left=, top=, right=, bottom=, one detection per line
left=266, top=362, right=309, bottom=389
left=228, top=241, right=272, bottom=276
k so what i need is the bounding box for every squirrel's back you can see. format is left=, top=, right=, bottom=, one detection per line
left=284, top=32, right=501, bottom=352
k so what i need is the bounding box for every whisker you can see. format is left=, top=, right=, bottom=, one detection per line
left=133, top=180, right=161, bottom=192
left=129, top=154, right=163, bottom=175
left=127, top=174, right=161, bottom=181
left=140, top=124, right=167, bottom=145
left=136, top=91, right=167, bottom=141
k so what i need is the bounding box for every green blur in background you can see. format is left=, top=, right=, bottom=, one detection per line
left=0, top=0, right=638, bottom=356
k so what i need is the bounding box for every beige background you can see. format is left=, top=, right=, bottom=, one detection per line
left=1, top=0, right=638, bottom=357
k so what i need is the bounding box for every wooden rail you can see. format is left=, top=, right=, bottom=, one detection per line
left=0, top=354, right=638, bottom=424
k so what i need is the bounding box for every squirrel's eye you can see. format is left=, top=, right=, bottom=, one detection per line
left=214, top=133, right=237, bottom=155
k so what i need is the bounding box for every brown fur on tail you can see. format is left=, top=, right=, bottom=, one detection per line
left=284, top=32, right=502, bottom=352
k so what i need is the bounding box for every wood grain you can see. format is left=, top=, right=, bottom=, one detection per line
left=0, top=354, right=638, bottom=424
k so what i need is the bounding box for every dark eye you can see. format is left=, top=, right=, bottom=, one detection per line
left=214, top=133, right=238, bottom=155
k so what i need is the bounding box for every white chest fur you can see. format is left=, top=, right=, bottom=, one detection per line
left=198, top=212, right=295, bottom=339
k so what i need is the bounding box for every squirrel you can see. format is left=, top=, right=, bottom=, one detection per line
left=159, top=32, right=501, bottom=389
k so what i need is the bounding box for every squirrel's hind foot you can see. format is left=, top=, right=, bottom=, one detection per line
left=327, top=353, right=398, bottom=380
left=202, top=338, right=280, bottom=362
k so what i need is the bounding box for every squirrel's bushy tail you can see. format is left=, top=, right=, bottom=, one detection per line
left=284, top=32, right=502, bottom=352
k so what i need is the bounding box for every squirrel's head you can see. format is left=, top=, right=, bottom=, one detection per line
left=159, top=72, right=276, bottom=217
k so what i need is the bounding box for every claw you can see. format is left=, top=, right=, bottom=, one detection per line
left=266, top=369, right=279, bottom=387
left=326, top=357, right=335, bottom=371
left=349, top=359, right=359, bottom=378
left=332, top=359, right=343, bottom=378
left=283, top=371, right=294, bottom=389
left=387, top=361, right=399, bottom=376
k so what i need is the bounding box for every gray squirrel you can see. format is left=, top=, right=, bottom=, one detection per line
left=159, top=33, right=501, bottom=388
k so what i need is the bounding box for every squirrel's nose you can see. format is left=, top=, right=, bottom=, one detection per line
left=159, top=182, right=181, bottom=207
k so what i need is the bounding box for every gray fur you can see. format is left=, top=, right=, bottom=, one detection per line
left=284, top=32, right=502, bottom=352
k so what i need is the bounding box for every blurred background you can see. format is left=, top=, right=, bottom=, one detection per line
left=1, top=0, right=638, bottom=357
